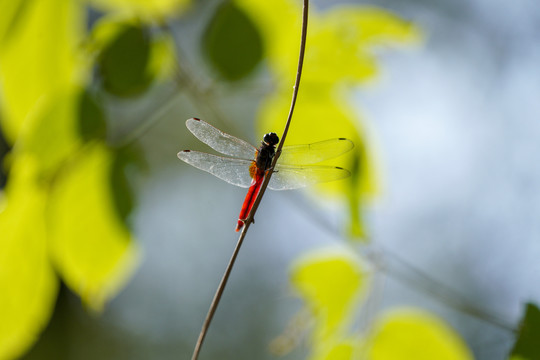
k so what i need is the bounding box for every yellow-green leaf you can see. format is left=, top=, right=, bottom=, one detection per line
left=0, top=0, right=82, bottom=143
left=48, top=143, right=140, bottom=311
left=300, top=6, right=420, bottom=87
left=146, top=31, right=177, bottom=81
left=0, top=156, right=58, bottom=360
left=310, top=337, right=360, bottom=360
left=257, top=91, right=378, bottom=237
left=235, top=0, right=301, bottom=81
left=246, top=2, right=419, bottom=238
left=258, top=91, right=376, bottom=194
left=324, top=6, right=420, bottom=45
left=20, top=91, right=82, bottom=178
left=0, top=0, right=28, bottom=45
left=367, top=308, right=473, bottom=360
left=291, top=248, right=368, bottom=343
left=88, top=0, right=191, bottom=21
left=236, top=1, right=420, bottom=90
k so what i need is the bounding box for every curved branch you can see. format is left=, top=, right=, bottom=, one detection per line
left=190, top=1, right=310, bottom=359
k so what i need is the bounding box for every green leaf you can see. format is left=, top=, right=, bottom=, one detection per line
left=97, top=22, right=153, bottom=97
left=367, top=308, right=473, bottom=360
left=109, top=145, right=143, bottom=226
left=78, top=90, right=107, bottom=142
left=510, top=303, right=540, bottom=360
left=203, top=1, right=264, bottom=81
left=0, top=156, right=59, bottom=360
left=0, top=127, right=10, bottom=188
left=48, top=144, right=140, bottom=311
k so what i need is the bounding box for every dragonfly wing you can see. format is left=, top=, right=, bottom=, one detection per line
left=268, top=164, right=351, bottom=190
left=186, top=118, right=257, bottom=159
left=178, top=150, right=253, bottom=188
left=279, top=138, right=354, bottom=165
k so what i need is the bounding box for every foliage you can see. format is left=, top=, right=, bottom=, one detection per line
left=287, top=248, right=473, bottom=360
left=203, top=1, right=264, bottom=81
left=0, top=0, right=534, bottom=359
left=0, top=0, right=171, bottom=357
left=0, top=157, right=58, bottom=360
left=236, top=0, right=420, bottom=238
left=510, top=303, right=540, bottom=360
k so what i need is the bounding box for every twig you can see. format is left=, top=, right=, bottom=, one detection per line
left=278, top=192, right=516, bottom=332
left=377, top=245, right=516, bottom=332
left=190, top=1, right=310, bottom=359
left=190, top=224, right=250, bottom=359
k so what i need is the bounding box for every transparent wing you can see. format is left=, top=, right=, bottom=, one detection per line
left=279, top=138, right=354, bottom=165
left=186, top=118, right=257, bottom=159
left=178, top=150, right=254, bottom=188
left=268, top=164, right=351, bottom=190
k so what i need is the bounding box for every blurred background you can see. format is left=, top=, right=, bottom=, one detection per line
left=1, top=0, right=539, bottom=359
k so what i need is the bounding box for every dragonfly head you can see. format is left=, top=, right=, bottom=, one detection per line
left=263, top=132, right=279, bottom=147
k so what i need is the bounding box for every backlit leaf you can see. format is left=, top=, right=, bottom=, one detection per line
left=291, top=248, right=367, bottom=343
left=0, top=0, right=82, bottom=142
left=257, top=91, right=378, bottom=237
left=146, top=31, right=177, bottom=81
left=243, top=1, right=419, bottom=238
left=235, top=0, right=300, bottom=81
left=48, top=144, right=140, bottom=311
left=0, top=0, right=28, bottom=45
left=367, top=308, right=473, bottom=360
left=510, top=303, right=540, bottom=360
left=20, top=91, right=82, bottom=178
left=0, top=156, right=58, bottom=360
left=203, top=2, right=264, bottom=81
left=310, top=337, right=360, bottom=360
left=301, top=6, right=420, bottom=87
left=88, top=0, right=192, bottom=21
left=236, top=1, right=420, bottom=90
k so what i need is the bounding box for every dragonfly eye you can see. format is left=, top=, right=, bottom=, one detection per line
left=263, top=132, right=279, bottom=146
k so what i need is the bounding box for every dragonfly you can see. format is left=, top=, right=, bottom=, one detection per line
left=177, top=118, right=354, bottom=232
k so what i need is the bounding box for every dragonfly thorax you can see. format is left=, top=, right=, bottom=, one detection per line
left=256, top=132, right=279, bottom=171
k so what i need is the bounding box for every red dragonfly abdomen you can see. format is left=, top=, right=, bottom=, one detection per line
left=235, top=172, right=265, bottom=232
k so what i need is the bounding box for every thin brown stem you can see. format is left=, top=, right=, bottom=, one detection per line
left=243, top=0, right=309, bottom=229
left=190, top=1, right=310, bottom=359
left=190, top=224, right=250, bottom=360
